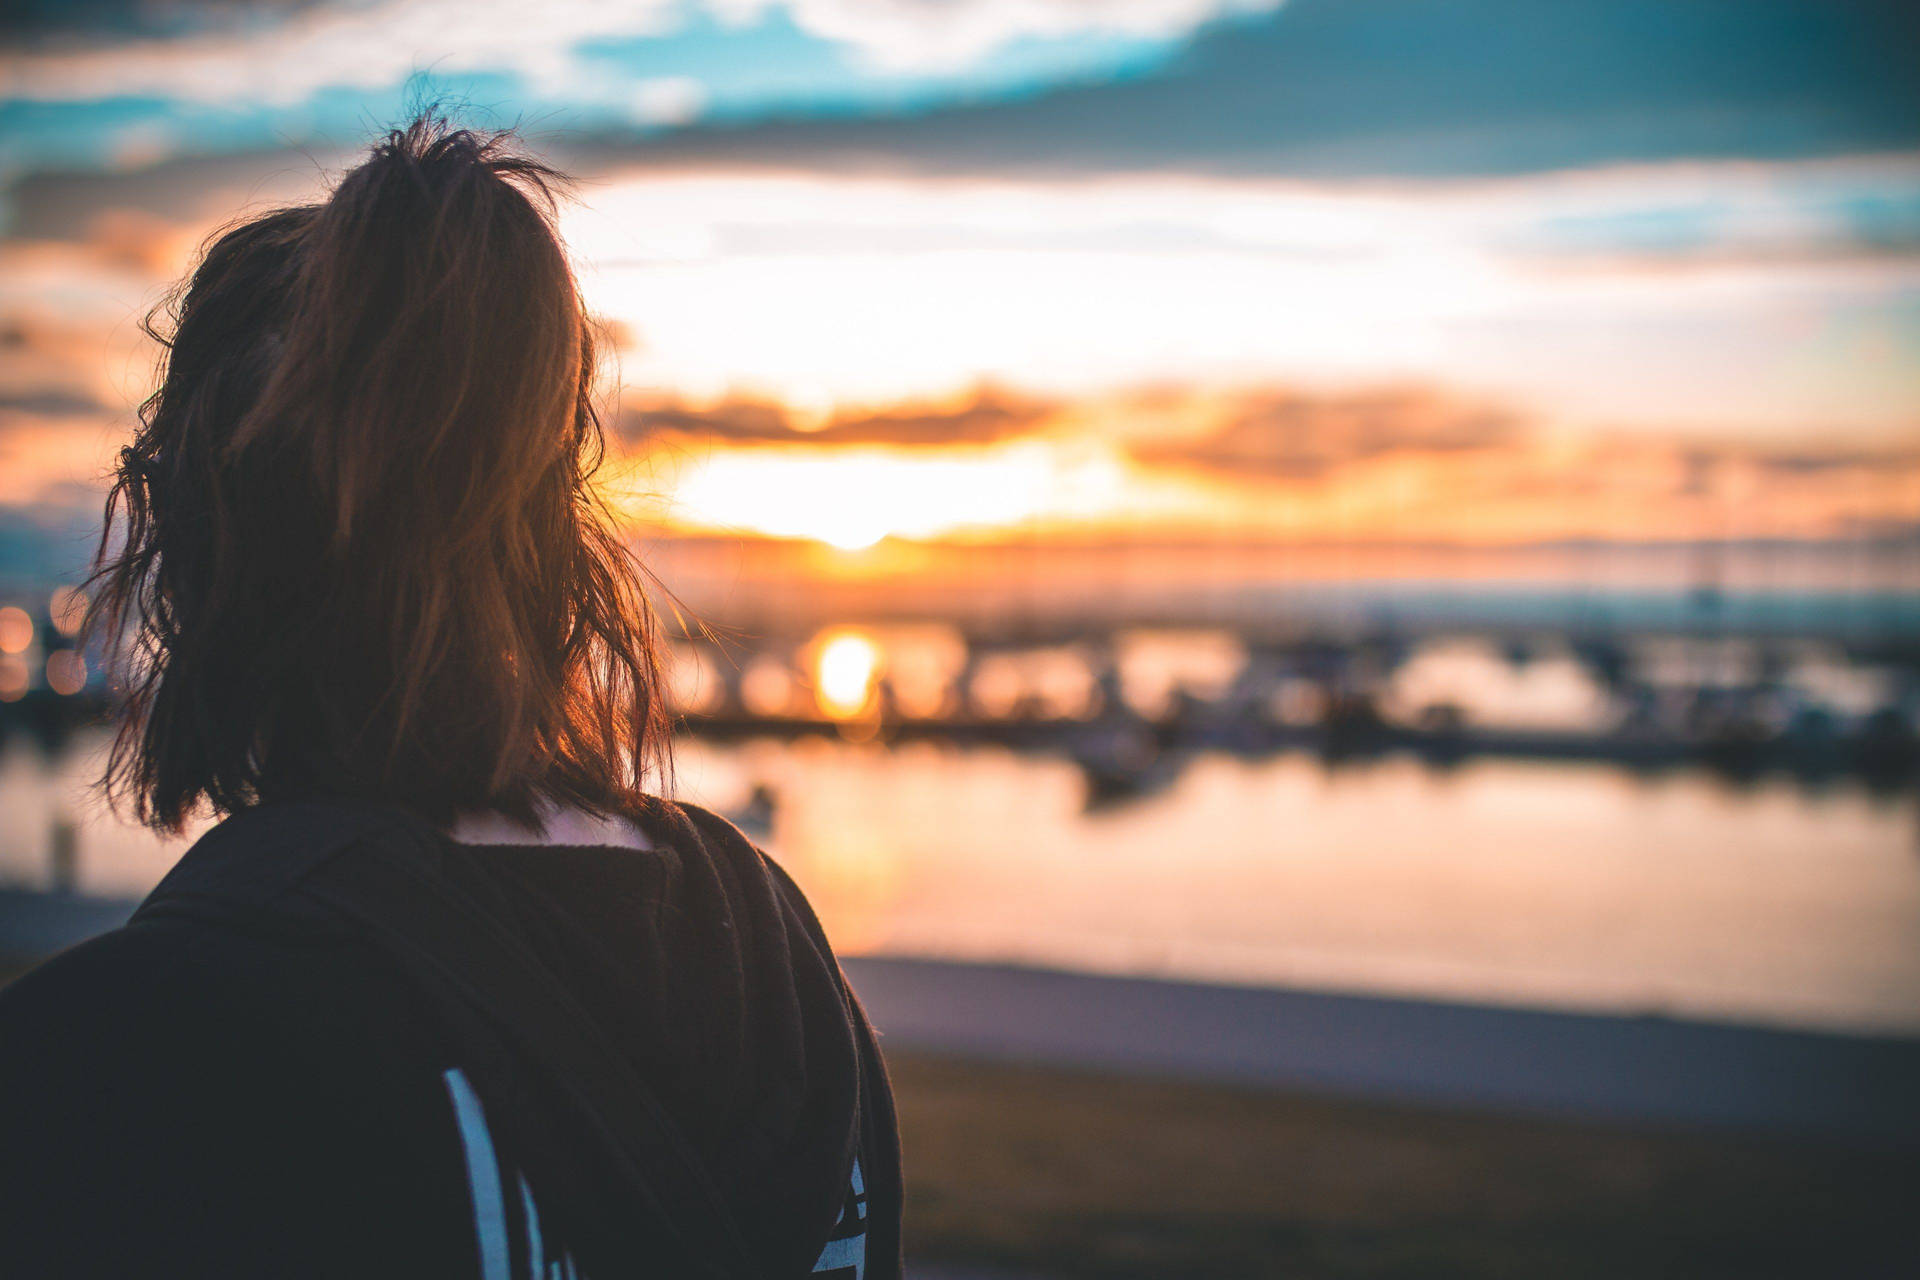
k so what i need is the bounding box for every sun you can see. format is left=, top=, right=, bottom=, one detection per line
left=815, top=511, right=889, bottom=552
left=650, top=440, right=1126, bottom=548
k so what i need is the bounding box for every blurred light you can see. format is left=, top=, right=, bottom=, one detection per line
left=45, top=650, right=86, bottom=696
left=870, top=624, right=968, bottom=719
left=0, top=606, right=33, bottom=655
left=49, top=586, right=87, bottom=638
left=963, top=649, right=1096, bottom=720
left=1116, top=629, right=1246, bottom=718
left=0, top=655, right=27, bottom=701
left=815, top=630, right=880, bottom=719
left=740, top=657, right=796, bottom=718
left=665, top=643, right=720, bottom=714
left=968, top=656, right=1024, bottom=719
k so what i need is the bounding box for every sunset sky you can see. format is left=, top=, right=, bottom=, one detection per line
left=2, top=0, right=1917, bottom=581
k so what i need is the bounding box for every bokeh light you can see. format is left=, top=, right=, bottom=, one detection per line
left=43, top=650, right=86, bottom=697
left=0, top=607, right=35, bottom=655
left=48, top=587, right=87, bottom=638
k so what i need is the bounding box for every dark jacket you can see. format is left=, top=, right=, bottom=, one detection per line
left=0, top=797, right=902, bottom=1279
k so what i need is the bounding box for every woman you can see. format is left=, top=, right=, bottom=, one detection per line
left=0, top=116, right=901, bottom=1279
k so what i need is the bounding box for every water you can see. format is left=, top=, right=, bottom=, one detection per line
left=4, top=729, right=1916, bottom=1037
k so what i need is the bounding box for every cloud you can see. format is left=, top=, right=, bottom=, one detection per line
left=1, top=1, right=326, bottom=43
left=606, top=380, right=1920, bottom=547
left=0, top=0, right=1273, bottom=106
left=717, top=0, right=1280, bottom=73
left=0, top=0, right=683, bottom=106
left=1105, top=384, right=1920, bottom=545
left=1132, top=388, right=1524, bottom=480
left=628, top=77, right=709, bottom=127
left=606, top=376, right=1920, bottom=548
left=0, top=401, right=127, bottom=516
left=1, top=147, right=334, bottom=243
left=0, top=315, right=147, bottom=423
left=6, top=1, right=1915, bottom=194
left=5, top=151, right=1915, bottom=442
left=620, top=385, right=1055, bottom=447
left=0, top=389, right=115, bottom=418
left=575, top=0, right=1920, bottom=178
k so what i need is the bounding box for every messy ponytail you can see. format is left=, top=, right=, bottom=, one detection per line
left=85, top=115, right=674, bottom=833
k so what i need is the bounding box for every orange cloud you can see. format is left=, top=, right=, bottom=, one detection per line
left=610, top=383, right=1920, bottom=550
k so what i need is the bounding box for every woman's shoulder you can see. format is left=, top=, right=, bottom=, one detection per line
left=0, top=910, right=446, bottom=1109
left=0, top=917, right=477, bottom=1274
left=1, top=916, right=223, bottom=1051
left=0, top=919, right=291, bottom=1169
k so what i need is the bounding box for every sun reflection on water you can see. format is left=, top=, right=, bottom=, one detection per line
left=813, top=628, right=882, bottom=719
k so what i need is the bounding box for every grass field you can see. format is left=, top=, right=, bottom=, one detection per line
left=888, top=1050, right=1920, bottom=1280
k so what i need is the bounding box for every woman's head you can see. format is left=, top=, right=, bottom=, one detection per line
left=87, top=114, right=673, bottom=832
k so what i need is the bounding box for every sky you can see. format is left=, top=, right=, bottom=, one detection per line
left=1, top=0, right=1917, bottom=577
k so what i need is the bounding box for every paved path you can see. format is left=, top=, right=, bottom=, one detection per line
left=845, top=955, right=1920, bottom=1144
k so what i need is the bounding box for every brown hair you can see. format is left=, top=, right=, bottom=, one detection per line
left=84, top=114, right=673, bottom=833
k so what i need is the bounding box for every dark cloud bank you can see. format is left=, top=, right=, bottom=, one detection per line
left=8, top=0, right=1916, bottom=245
left=570, top=0, right=1920, bottom=179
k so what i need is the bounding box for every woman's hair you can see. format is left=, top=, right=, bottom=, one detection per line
left=84, top=114, right=674, bottom=833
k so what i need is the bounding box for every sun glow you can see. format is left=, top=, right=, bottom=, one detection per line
left=658, top=440, right=1125, bottom=548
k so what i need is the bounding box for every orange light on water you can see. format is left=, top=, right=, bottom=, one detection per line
left=0, top=655, right=26, bottom=702
left=814, top=630, right=881, bottom=719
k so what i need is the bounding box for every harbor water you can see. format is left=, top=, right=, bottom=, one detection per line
left=4, top=726, right=1915, bottom=1039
